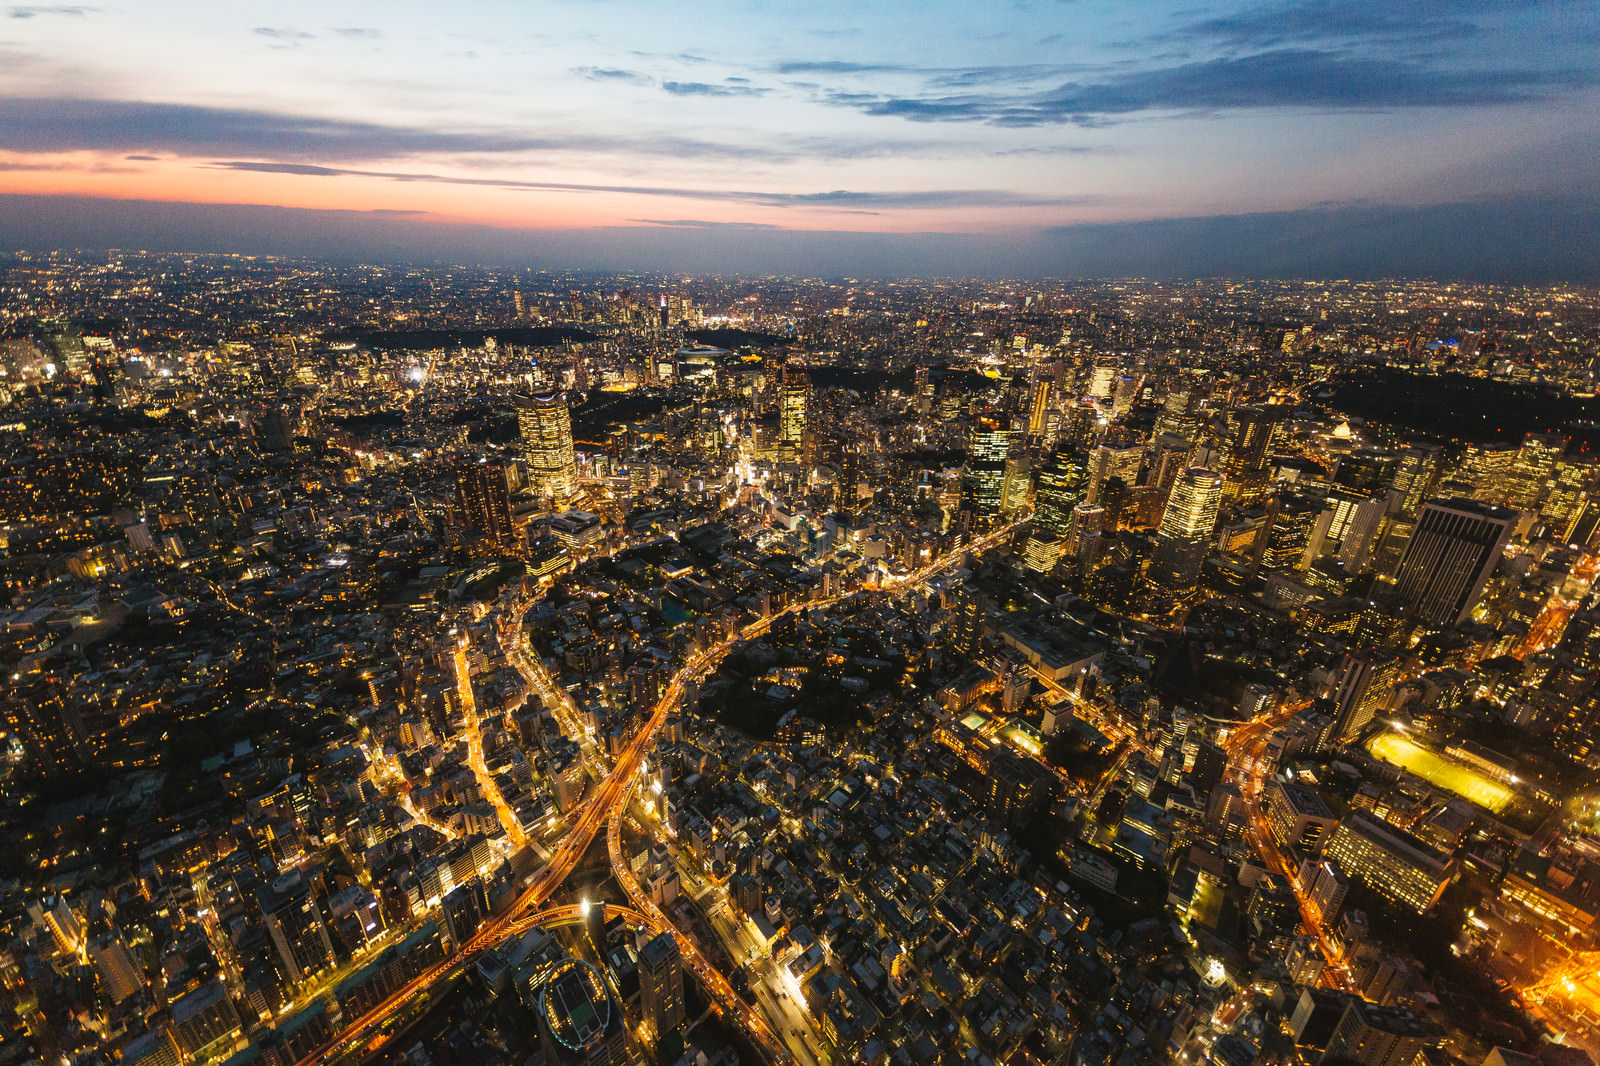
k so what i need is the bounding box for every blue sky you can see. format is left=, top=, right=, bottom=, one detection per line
left=2, top=0, right=1598, bottom=275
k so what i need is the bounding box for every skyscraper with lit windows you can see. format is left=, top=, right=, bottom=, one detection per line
left=1150, top=467, right=1223, bottom=589
left=517, top=393, right=578, bottom=504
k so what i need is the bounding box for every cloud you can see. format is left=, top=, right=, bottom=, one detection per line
left=631, top=218, right=782, bottom=230
left=774, top=60, right=907, bottom=75
left=204, top=159, right=1091, bottom=211
left=1158, top=0, right=1550, bottom=52
left=252, top=26, right=315, bottom=46
left=661, top=80, right=768, bottom=98
left=573, top=66, right=653, bottom=85
left=123, top=153, right=158, bottom=161
left=824, top=49, right=1591, bottom=126
left=8, top=4, right=96, bottom=17
left=0, top=96, right=767, bottom=162
left=331, top=27, right=380, bottom=39
left=0, top=96, right=938, bottom=165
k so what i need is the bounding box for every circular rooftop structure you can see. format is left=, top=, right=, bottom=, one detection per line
left=539, top=958, right=612, bottom=1052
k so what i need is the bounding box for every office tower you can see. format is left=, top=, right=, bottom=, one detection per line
left=1337, top=496, right=1389, bottom=572
left=1260, top=494, right=1319, bottom=571
left=960, top=419, right=1011, bottom=526
left=1506, top=432, right=1566, bottom=510
left=1001, top=453, right=1031, bottom=517
left=1111, top=374, right=1138, bottom=418
left=1072, top=503, right=1108, bottom=569
left=170, top=981, right=242, bottom=1060
left=1218, top=405, right=1281, bottom=502
left=89, top=934, right=144, bottom=1003
left=1323, top=810, right=1455, bottom=913
left=517, top=393, right=579, bottom=503
left=1027, top=378, right=1051, bottom=437
left=1325, top=653, right=1401, bottom=744
left=779, top=364, right=809, bottom=461
left=1086, top=440, right=1142, bottom=506
left=947, top=587, right=988, bottom=656
left=1391, top=444, right=1442, bottom=516
left=259, top=875, right=336, bottom=987
left=2, top=681, right=84, bottom=780
left=1150, top=468, right=1223, bottom=589
left=1393, top=499, right=1517, bottom=626
left=637, top=932, right=685, bottom=1038
left=1034, top=448, right=1088, bottom=539
left=1153, top=387, right=1203, bottom=442
left=1539, top=459, right=1596, bottom=544
left=1141, top=433, right=1194, bottom=525
left=1099, top=475, right=1133, bottom=533
left=1320, top=997, right=1440, bottom=1066
left=1442, top=442, right=1517, bottom=504
left=452, top=455, right=515, bottom=543
left=1022, top=531, right=1062, bottom=572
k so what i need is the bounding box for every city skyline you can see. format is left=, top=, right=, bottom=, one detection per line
left=2, top=1, right=1600, bottom=278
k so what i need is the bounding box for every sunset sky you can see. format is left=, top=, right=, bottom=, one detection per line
left=3, top=0, right=1599, bottom=275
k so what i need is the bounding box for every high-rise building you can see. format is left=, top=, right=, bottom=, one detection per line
left=1153, top=387, right=1203, bottom=442
left=517, top=393, right=579, bottom=503
left=1323, top=810, right=1455, bottom=913
left=1442, top=442, right=1517, bottom=505
left=259, top=875, right=336, bottom=987
left=1393, top=499, right=1517, bottom=626
left=1391, top=445, right=1442, bottom=516
left=1086, top=441, right=1142, bottom=507
left=1034, top=448, right=1087, bottom=539
left=452, top=455, right=515, bottom=543
left=1325, top=653, right=1401, bottom=744
left=1540, top=459, right=1596, bottom=544
left=1506, top=432, right=1566, bottom=510
left=89, top=934, right=144, bottom=1003
left=1219, top=405, right=1282, bottom=502
left=637, top=932, right=685, bottom=1039
left=1150, top=468, right=1223, bottom=589
left=960, top=419, right=1011, bottom=526
left=1261, top=495, right=1320, bottom=572
left=1319, top=997, right=1440, bottom=1066
left=1027, top=378, right=1052, bottom=437
left=779, top=364, right=809, bottom=461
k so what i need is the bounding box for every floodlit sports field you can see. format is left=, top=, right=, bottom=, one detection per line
left=1367, top=733, right=1515, bottom=813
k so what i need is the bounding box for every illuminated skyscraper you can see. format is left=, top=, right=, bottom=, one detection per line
left=1506, top=431, right=1566, bottom=510
left=452, top=455, right=515, bottom=543
left=1150, top=467, right=1223, bottom=589
left=1393, top=499, right=1516, bottom=626
left=778, top=364, right=810, bottom=462
left=1153, top=387, right=1203, bottom=442
left=517, top=393, right=578, bottom=503
left=1086, top=440, right=1142, bottom=506
left=1392, top=444, right=1442, bottom=516
left=1034, top=448, right=1087, bottom=539
left=1219, top=405, right=1281, bottom=502
left=1325, top=653, right=1401, bottom=744
left=1261, top=495, right=1320, bottom=571
left=637, top=932, right=685, bottom=1038
left=960, top=419, right=1011, bottom=526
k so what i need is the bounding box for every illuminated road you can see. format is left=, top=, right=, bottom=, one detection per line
left=1223, top=700, right=1352, bottom=991
left=292, top=518, right=1025, bottom=1065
